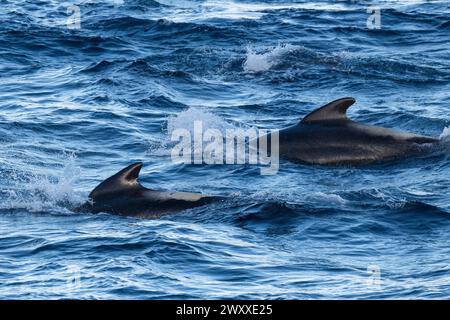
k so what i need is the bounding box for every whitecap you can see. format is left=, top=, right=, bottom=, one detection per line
left=243, top=44, right=299, bottom=73
left=307, top=192, right=347, bottom=206
left=149, top=107, right=235, bottom=157
left=161, top=0, right=349, bottom=23
left=439, top=126, right=450, bottom=141
left=166, top=107, right=233, bottom=136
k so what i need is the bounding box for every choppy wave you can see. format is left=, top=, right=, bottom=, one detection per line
left=0, top=0, right=449, bottom=299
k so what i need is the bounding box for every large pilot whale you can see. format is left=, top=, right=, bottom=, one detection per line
left=78, top=162, right=223, bottom=217
left=267, top=97, right=439, bottom=165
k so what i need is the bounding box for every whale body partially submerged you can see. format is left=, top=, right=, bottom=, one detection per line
left=79, top=162, right=223, bottom=217
left=79, top=97, right=441, bottom=217
left=271, top=97, right=439, bottom=165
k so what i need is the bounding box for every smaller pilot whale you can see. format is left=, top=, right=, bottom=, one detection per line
left=267, top=97, right=440, bottom=165
left=78, top=162, right=223, bottom=217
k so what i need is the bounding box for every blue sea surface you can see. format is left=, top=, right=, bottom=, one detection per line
left=0, top=0, right=449, bottom=299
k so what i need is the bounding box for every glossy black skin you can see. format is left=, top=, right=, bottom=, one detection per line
left=78, top=98, right=439, bottom=216
left=277, top=120, right=438, bottom=165
left=267, top=97, right=439, bottom=165
left=80, top=189, right=223, bottom=218
left=78, top=163, right=224, bottom=217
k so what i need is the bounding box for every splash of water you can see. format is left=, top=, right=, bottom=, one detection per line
left=2, top=153, right=84, bottom=213
left=150, top=107, right=234, bottom=156
left=439, top=126, right=450, bottom=140
left=167, top=107, right=233, bottom=135
left=307, top=192, right=347, bottom=206
left=243, top=44, right=299, bottom=73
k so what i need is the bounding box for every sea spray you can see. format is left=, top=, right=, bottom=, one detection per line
left=243, top=44, right=299, bottom=73
left=439, top=126, right=450, bottom=141
left=2, top=153, right=84, bottom=213
left=149, top=107, right=234, bottom=157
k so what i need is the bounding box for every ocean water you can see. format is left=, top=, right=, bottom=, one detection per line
left=0, top=0, right=449, bottom=299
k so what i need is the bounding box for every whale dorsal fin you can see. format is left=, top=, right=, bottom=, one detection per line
left=301, top=97, right=356, bottom=124
left=89, top=162, right=146, bottom=199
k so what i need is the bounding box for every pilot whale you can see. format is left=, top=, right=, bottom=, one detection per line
left=78, top=162, right=223, bottom=217
left=266, top=97, right=439, bottom=165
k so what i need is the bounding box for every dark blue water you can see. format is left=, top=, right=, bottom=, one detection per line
left=1, top=0, right=450, bottom=299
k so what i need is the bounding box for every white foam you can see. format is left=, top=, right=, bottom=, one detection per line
left=167, top=107, right=232, bottom=136
left=2, top=153, right=84, bottom=213
left=366, top=188, right=407, bottom=210
left=205, top=0, right=349, bottom=13
left=161, top=0, right=349, bottom=23
left=439, top=126, right=450, bottom=140
left=149, top=107, right=234, bottom=156
left=243, top=44, right=299, bottom=73
left=307, top=192, right=347, bottom=206
left=377, top=0, right=448, bottom=5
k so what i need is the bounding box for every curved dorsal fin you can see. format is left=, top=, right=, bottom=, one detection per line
left=301, top=97, right=356, bottom=124
left=89, top=162, right=145, bottom=199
